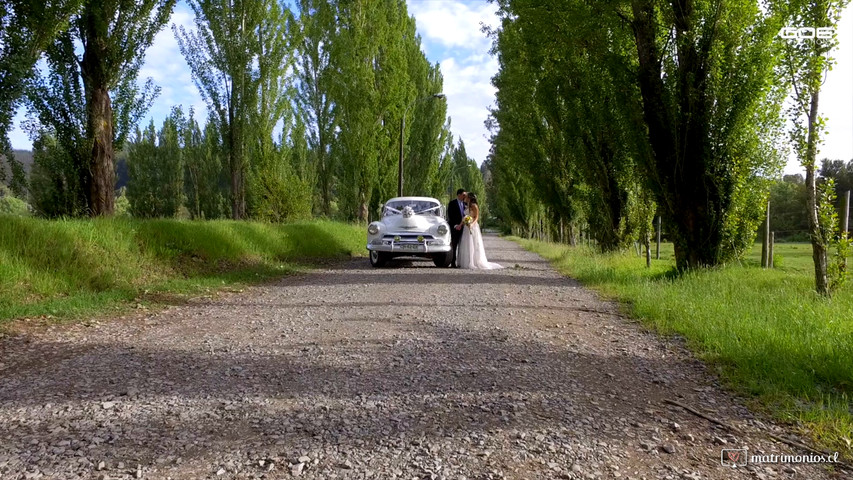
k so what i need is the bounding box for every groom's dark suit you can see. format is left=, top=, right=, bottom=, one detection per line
left=447, top=197, right=466, bottom=268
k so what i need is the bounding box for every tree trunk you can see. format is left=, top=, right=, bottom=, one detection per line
left=761, top=200, right=770, bottom=267
left=805, top=90, right=828, bottom=295
left=631, top=0, right=724, bottom=270
left=319, top=137, right=332, bottom=217
left=86, top=86, right=116, bottom=216
left=78, top=2, right=118, bottom=217
left=228, top=102, right=246, bottom=220
left=230, top=147, right=245, bottom=220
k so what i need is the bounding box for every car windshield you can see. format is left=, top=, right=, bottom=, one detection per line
left=383, top=200, right=441, bottom=216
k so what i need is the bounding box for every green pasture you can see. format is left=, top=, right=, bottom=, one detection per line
left=515, top=238, right=853, bottom=461
left=0, top=217, right=365, bottom=323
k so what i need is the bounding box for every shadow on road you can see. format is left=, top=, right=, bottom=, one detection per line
left=0, top=318, right=689, bottom=467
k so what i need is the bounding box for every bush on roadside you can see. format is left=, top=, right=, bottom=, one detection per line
left=0, top=185, right=31, bottom=216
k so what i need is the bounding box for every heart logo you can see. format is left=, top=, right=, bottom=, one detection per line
left=727, top=451, right=741, bottom=463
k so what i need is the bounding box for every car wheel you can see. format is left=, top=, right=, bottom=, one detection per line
left=369, top=250, right=388, bottom=267
left=433, top=251, right=453, bottom=268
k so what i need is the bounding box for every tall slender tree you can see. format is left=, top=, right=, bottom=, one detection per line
left=775, top=0, right=851, bottom=294
left=295, top=0, right=337, bottom=216
left=81, top=0, right=175, bottom=215
left=328, top=0, right=384, bottom=221
left=246, top=0, right=307, bottom=220
left=487, top=6, right=582, bottom=241
left=25, top=0, right=171, bottom=216
left=628, top=0, right=784, bottom=268
left=1, top=0, right=81, bottom=193
left=403, top=56, right=448, bottom=198
left=175, top=0, right=263, bottom=220
left=183, top=112, right=228, bottom=219
left=125, top=109, right=186, bottom=218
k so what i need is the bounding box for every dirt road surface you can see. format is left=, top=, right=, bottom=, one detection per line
left=0, top=235, right=844, bottom=479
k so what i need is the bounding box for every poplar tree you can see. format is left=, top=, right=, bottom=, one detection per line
left=184, top=114, right=228, bottom=219
left=247, top=0, right=308, bottom=220
left=1, top=0, right=81, bottom=193
left=328, top=0, right=384, bottom=221
left=25, top=0, right=175, bottom=216
left=125, top=109, right=185, bottom=218
left=295, top=0, right=337, bottom=216
left=628, top=0, right=784, bottom=268
left=175, top=0, right=262, bottom=220
left=488, top=0, right=786, bottom=264
left=775, top=0, right=851, bottom=295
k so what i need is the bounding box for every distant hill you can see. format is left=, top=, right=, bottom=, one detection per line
left=2, top=149, right=129, bottom=190
left=0, top=149, right=34, bottom=178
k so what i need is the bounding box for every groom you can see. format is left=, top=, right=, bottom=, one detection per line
left=447, top=188, right=466, bottom=268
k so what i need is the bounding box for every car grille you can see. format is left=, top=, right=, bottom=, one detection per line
left=383, top=234, right=436, bottom=241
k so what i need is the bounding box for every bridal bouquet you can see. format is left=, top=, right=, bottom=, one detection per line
left=462, top=215, right=473, bottom=226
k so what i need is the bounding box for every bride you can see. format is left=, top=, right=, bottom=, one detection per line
left=457, top=193, right=503, bottom=270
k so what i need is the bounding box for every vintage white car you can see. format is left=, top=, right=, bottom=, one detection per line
left=366, top=196, right=453, bottom=267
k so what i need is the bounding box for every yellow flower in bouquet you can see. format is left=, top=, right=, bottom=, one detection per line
left=462, top=215, right=473, bottom=226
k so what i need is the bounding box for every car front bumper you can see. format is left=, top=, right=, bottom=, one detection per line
left=366, top=241, right=451, bottom=254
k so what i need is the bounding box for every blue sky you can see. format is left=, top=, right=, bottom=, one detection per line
left=7, top=0, right=852, bottom=175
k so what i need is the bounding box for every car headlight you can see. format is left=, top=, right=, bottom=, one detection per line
left=368, top=223, right=380, bottom=235
left=437, top=224, right=448, bottom=235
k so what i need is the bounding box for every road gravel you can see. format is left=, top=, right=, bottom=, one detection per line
left=0, top=234, right=843, bottom=479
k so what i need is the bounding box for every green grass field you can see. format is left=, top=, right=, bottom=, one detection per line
left=0, top=217, right=366, bottom=323
left=514, top=238, right=853, bottom=460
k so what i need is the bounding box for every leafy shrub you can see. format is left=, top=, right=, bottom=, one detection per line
left=28, top=133, right=89, bottom=218
left=0, top=185, right=31, bottom=216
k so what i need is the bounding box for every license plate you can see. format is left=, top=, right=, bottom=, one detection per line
left=399, top=244, right=421, bottom=251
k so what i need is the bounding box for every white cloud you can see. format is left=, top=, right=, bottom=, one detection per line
left=139, top=7, right=207, bottom=125
left=408, top=0, right=499, bottom=53
left=408, top=0, right=500, bottom=165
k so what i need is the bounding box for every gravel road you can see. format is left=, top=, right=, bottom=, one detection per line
left=0, top=234, right=845, bottom=480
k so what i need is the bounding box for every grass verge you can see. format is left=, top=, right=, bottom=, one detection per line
left=0, top=216, right=366, bottom=324
left=512, top=237, right=853, bottom=459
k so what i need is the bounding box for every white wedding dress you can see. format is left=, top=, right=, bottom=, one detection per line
left=457, top=216, right=503, bottom=270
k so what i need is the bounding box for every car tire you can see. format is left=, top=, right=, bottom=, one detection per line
left=369, top=250, right=388, bottom=267
left=433, top=251, right=453, bottom=268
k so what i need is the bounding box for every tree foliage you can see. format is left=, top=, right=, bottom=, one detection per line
left=27, top=131, right=87, bottom=217
left=175, top=0, right=264, bottom=220
left=487, top=0, right=787, bottom=265
left=294, top=0, right=337, bottom=216
left=775, top=0, right=851, bottom=294
left=15, top=0, right=454, bottom=223
left=0, top=0, right=81, bottom=194
left=126, top=109, right=185, bottom=218
left=23, top=0, right=174, bottom=216
left=184, top=112, right=229, bottom=220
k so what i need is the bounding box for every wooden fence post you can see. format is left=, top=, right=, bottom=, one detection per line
left=769, top=231, right=775, bottom=269
left=655, top=216, right=661, bottom=260
left=841, top=190, right=850, bottom=271
left=761, top=200, right=770, bottom=268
